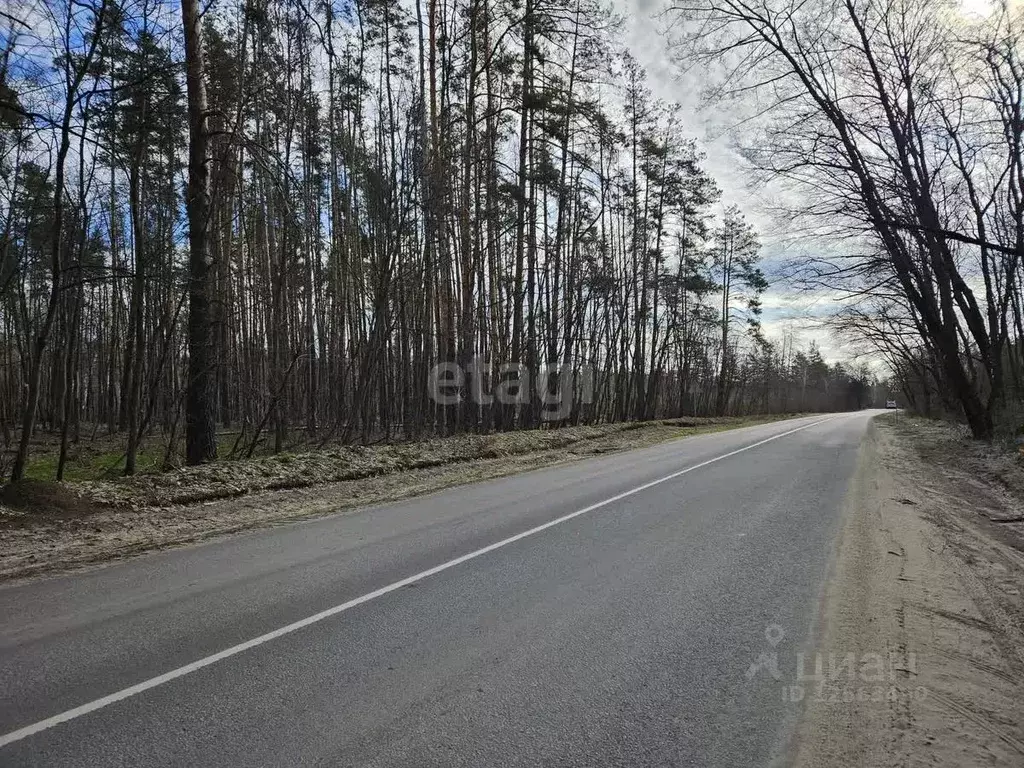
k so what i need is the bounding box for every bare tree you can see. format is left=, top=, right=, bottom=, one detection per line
left=675, top=0, right=1024, bottom=438
left=9, top=0, right=108, bottom=481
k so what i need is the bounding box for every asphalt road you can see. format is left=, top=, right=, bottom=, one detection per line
left=0, top=411, right=878, bottom=767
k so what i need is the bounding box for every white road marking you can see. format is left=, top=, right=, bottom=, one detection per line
left=0, top=414, right=841, bottom=748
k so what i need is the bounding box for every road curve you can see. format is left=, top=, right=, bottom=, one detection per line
left=0, top=412, right=878, bottom=767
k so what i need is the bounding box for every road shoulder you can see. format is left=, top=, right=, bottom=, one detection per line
left=0, top=415, right=807, bottom=582
left=793, top=415, right=1024, bottom=766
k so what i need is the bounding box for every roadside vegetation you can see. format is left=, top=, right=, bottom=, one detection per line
left=0, top=413, right=803, bottom=580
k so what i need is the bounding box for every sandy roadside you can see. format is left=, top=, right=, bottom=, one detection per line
left=792, top=415, right=1024, bottom=767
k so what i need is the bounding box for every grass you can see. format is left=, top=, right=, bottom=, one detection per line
left=19, top=433, right=251, bottom=483
left=22, top=448, right=164, bottom=483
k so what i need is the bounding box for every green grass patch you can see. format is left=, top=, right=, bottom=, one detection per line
left=22, top=446, right=164, bottom=483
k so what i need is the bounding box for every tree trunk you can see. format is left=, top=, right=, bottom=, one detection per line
left=182, top=0, right=217, bottom=465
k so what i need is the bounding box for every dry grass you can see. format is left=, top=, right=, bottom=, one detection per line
left=8, top=417, right=780, bottom=512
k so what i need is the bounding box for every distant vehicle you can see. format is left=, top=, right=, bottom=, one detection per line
left=886, top=400, right=898, bottom=409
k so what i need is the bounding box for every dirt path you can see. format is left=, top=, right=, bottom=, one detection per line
left=793, top=415, right=1024, bottom=766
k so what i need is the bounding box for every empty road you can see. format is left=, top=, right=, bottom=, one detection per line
left=0, top=412, right=877, bottom=767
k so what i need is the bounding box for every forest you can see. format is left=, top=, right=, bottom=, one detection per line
left=5, top=0, right=1007, bottom=482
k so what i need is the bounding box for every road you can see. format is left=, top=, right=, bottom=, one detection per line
left=0, top=411, right=877, bottom=767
